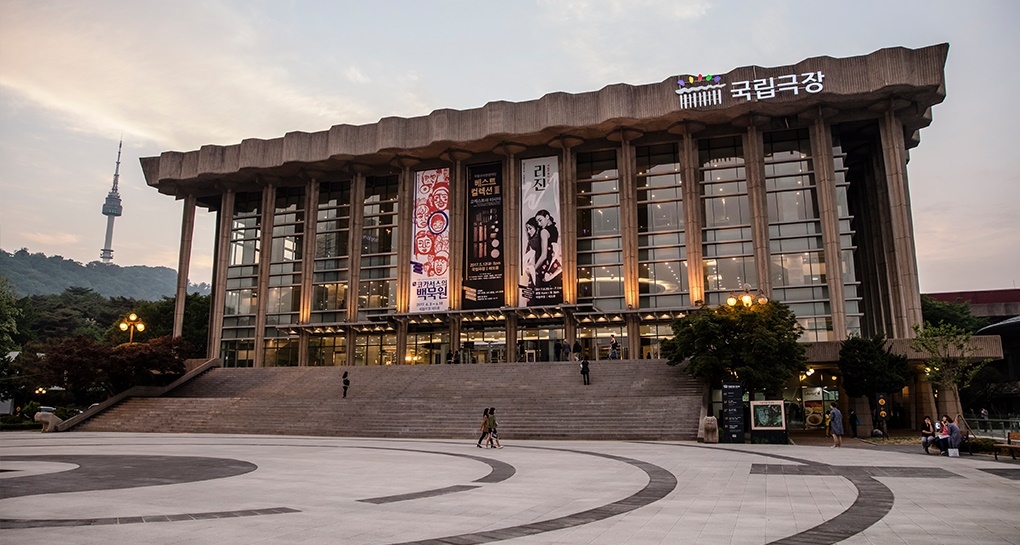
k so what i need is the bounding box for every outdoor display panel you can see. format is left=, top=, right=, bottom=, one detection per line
left=519, top=156, right=563, bottom=307
left=463, top=163, right=505, bottom=309
left=409, top=168, right=450, bottom=313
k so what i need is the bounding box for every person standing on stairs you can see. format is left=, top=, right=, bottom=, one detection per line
left=342, top=371, right=350, bottom=399
left=487, top=407, right=503, bottom=448
left=580, top=355, right=590, bottom=385
left=573, top=339, right=582, bottom=361
left=477, top=408, right=491, bottom=448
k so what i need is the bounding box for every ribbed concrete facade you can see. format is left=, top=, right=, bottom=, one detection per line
left=141, top=43, right=997, bottom=430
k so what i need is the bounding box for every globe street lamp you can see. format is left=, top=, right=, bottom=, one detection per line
left=119, top=313, right=145, bottom=343
left=726, top=283, right=769, bottom=308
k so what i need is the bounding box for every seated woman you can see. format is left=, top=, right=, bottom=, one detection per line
left=935, top=415, right=963, bottom=456
left=921, top=415, right=937, bottom=454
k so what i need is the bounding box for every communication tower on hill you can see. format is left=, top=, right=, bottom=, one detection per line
left=100, top=140, right=124, bottom=263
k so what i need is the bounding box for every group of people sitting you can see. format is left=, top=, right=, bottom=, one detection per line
left=920, top=414, right=963, bottom=455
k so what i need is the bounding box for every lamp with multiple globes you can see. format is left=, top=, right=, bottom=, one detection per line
left=726, top=283, right=769, bottom=308
left=119, top=313, right=145, bottom=343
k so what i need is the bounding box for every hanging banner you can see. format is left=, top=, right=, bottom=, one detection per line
left=519, top=156, right=563, bottom=307
left=410, top=168, right=450, bottom=313
left=464, top=163, right=505, bottom=309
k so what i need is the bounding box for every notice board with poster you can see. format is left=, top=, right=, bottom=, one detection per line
left=519, top=156, right=563, bottom=307
left=463, top=163, right=505, bottom=309
left=721, top=382, right=744, bottom=443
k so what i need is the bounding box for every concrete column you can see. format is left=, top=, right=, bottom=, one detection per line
left=347, top=172, right=367, bottom=322
left=680, top=131, right=705, bottom=304
left=395, top=163, right=417, bottom=314
left=548, top=135, right=583, bottom=305
left=253, top=182, right=276, bottom=367
left=878, top=110, right=924, bottom=337
left=173, top=193, right=197, bottom=339
left=559, top=145, right=578, bottom=303
left=809, top=117, right=848, bottom=340
left=611, top=129, right=641, bottom=312
left=495, top=143, right=525, bottom=306
left=208, top=189, right=234, bottom=359
left=443, top=152, right=471, bottom=310
left=744, top=124, right=771, bottom=295
left=298, top=176, right=320, bottom=366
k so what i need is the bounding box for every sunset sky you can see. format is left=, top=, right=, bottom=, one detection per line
left=1, top=0, right=1017, bottom=292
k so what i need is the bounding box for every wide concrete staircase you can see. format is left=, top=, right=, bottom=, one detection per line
left=75, top=360, right=703, bottom=440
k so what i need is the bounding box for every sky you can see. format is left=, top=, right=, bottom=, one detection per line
left=0, top=0, right=1017, bottom=292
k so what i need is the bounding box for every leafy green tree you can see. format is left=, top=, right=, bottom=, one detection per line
left=838, top=334, right=910, bottom=433
left=662, top=300, right=807, bottom=397
left=838, top=335, right=911, bottom=399
left=0, top=276, right=19, bottom=355
left=105, top=336, right=189, bottom=393
left=911, top=322, right=988, bottom=416
left=39, top=336, right=113, bottom=404
left=920, top=295, right=988, bottom=333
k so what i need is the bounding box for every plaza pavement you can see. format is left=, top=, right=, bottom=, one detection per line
left=1, top=432, right=1018, bottom=544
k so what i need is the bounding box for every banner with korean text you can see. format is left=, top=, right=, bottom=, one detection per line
left=464, top=163, right=505, bottom=309
left=410, top=168, right=450, bottom=313
left=519, top=156, right=563, bottom=307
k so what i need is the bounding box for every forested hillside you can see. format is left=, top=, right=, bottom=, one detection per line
left=0, top=249, right=210, bottom=299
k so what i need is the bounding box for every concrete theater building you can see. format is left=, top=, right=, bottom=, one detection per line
left=143, top=43, right=993, bottom=426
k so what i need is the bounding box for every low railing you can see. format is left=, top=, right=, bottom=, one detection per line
left=56, top=358, right=221, bottom=432
left=963, top=418, right=1020, bottom=440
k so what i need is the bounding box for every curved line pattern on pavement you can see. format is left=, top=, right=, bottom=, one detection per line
left=388, top=445, right=679, bottom=545
left=662, top=444, right=898, bottom=545
left=0, top=455, right=257, bottom=500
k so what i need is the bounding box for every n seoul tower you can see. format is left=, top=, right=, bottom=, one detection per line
left=100, top=140, right=124, bottom=263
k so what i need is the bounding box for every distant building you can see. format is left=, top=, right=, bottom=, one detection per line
left=143, top=44, right=1000, bottom=426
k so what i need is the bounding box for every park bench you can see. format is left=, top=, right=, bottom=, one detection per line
left=993, top=432, right=1020, bottom=461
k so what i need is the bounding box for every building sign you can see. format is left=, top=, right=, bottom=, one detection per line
left=519, top=156, right=563, bottom=307
left=677, top=71, right=826, bottom=110
left=464, top=163, right=505, bottom=309
left=721, top=382, right=744, bottom=443
left=410, top=168, right=450, bottom=313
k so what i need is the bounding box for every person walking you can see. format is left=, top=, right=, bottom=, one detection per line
left=608, top=334, right=619, bottom=360
left=580, top=355, right=590, bottom=385
left=829, top=402, right=844, bottom=448
left=476, top=408, right=491, bottom=448
left=487, top=407, right=503, bottom=448
left=342, top=371, right=350, bottom=399
left=848, top=408, right=859, bottom=438
left=572, top=340, right=582, bottom=361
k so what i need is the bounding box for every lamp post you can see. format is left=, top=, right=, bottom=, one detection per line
left=119, top=313, right=145, bottom=343
left=726, top=283, right=769, bottom=308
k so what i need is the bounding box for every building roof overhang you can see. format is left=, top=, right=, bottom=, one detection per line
left=143, top=43, right=949, bottom=203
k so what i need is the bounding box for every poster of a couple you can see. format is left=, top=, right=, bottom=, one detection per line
left=519, top=156, right=563, bottom=307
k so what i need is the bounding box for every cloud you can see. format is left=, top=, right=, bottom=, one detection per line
left=345, top=66, right=370, bottom=84
left=0, top=2, right=376, bottom=151
left=20, top=231, right=81, bottom=246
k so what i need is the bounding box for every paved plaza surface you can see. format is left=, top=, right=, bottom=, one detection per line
left=1, top=432, right=1018, bottom=544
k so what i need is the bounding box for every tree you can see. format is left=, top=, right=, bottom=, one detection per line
left=910, top=322, right=988, bottom=416
left=661, top=300, right=807, bottom=397
left=838, top=334, right=911, bottom=434
left=920, top=295, right=987, bottom=333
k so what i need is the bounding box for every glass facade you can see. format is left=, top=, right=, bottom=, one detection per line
left=832, top=130, right=864, bottom=337
left=210, top=128, right=877, bottom=366
left=763, top=129, right=831, bottom=342
left=221, top=192, right=261, bottom=367
left=359, top=176, right=399, bottom=318
left=700, top=136, right=755, bottom=305
left=263, top=187, right=305, bottom=365
left=636, top=143, right=689, bottom=310
left=576, top=150, right=624, bottom=311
